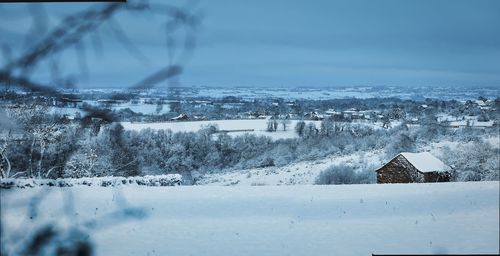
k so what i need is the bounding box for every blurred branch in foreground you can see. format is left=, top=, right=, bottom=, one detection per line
left=0, top=1, right=201, bottom=126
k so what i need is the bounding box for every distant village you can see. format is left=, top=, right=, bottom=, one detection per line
left=3, top=88, right=497, bottom=130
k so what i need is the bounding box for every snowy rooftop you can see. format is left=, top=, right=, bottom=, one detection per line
left=400, top=152, right=451, bottom=173
left=448, top=120, right=494, bottom=127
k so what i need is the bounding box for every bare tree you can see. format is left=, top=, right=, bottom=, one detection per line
left=0, top=136, right=12, bottom=178
left=280, top=118, right=291, bottom=131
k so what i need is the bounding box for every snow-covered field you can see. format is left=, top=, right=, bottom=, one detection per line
left=196, top=135, right=500, bottom=186
left=73, top=86, right=500, bottom=101
left=162, top=86, right=500, bottom=101
left=121, top=119, right=397, bottom=140
left=122, top=119, right=321, bottom=140
left=197, top=150, right=384, bottom=186
left=1, top=182, right=498, bottom=255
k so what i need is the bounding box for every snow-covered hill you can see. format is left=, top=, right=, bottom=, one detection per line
left=1, top=182, right=498, bottom=255
left=197, top=150, right=384, bottom=186
left=196, top=135, right=499, bottom=186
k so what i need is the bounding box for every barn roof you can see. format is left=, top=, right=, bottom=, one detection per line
left=400, top=152, right=451, bottom=173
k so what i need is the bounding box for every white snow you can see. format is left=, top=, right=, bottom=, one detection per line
left=110, top=103, right=170, bottom=115
left=121, top=119, right=399, bottom=140
left=69, top=86, right=500, bottom=101
left=449, top=121, right=468, bottom=127
left=448, top=120, right=495, bottom=128
left=1, top=182, right=498, bottom=255
left=197, top=150, right=384, bottom=186
left=121, top=119, right=322, bottom=140
left=436, top=113, right=456, bottom=122
left=0, top=175, right=182, bottom=188
left=474, top=121, right=495, bottom=127
left=400, top=152, right=451, bottom=173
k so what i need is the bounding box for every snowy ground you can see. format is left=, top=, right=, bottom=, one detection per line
left=72, top=86, right=500, bottom=101
left=197, top=134, right=500, bottom=186
left=1, top=182, right=498, bottom=255
left=122, top=119, right=320, bottom=140
left=121, top=119, right=398, bottom=140
left=197, top=150, right=384, bottom=186
left=168, top=86, right=500, bottom=101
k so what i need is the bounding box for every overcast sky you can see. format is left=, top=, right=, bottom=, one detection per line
left=1, top=0, right=500, bottom=88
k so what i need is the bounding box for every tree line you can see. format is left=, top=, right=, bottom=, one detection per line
left=1, top=103, right=497, bottom=183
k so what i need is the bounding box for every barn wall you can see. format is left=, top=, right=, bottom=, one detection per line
left=376, top=155, right=423, bottom=183
left=423, top=172, right=451, bottom=182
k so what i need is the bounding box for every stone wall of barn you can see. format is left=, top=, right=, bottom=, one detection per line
left=376, top=155, right=424, bottom=183
left=423, top=171, right=451, bottom=182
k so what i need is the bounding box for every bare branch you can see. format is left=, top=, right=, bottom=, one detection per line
left=3, top=3, right=123, bottom=72
left=130, top=65, right=182, bottom=90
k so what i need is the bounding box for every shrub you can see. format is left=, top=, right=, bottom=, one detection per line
left=315, top=164, right=355, bottom=185
left=315, top=164, right=376, bottom=185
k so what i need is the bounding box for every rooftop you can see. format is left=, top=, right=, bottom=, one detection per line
left=400, top=152, right=451, bottom=173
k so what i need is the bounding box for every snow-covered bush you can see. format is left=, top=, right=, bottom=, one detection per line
left=353, top=168, right=377, bottom=184
left=315, top=164, right=376, bottom=185
left=63, top=147, right=98, bottom=178
left=316, top=164, right=355, bottom=185
left=439, top=141, right=499, bottom=181
left=256, top=157, right=275, bottom=168
left=0, top=174, right=182, bottom=189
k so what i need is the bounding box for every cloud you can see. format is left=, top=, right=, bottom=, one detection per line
left=1, top=0, right=499, bottom=87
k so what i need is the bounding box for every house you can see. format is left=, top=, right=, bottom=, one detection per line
left=170, top=113, right=189, bottom=121
left=359, top=110, right=373, bottom=120
left=304, top=111, right=324, bottom=120
left=58, top=97, right=83, bottom=108
left=375, top=152, right=451, bottom=183
left=474, top=100, right=487, bottom=107
left=325, top=109, right=343, bottom=119
left=342, top=108, right=357, bottom=119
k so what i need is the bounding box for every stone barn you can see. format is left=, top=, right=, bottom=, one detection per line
left=375, top=152, right=451, bottom=183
